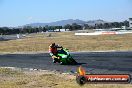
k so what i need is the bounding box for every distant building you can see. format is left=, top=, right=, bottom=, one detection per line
left=54, top=29, right=69, bottom=32
left=129, top=18, right=132, bottom=28
left=121, top=26, right=127, bottom=29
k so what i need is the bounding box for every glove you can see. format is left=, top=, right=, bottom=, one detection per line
left=52, top=55, right=57, bottom=59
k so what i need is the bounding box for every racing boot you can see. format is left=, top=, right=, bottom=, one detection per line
left=52, top=59, right=56, bottom=63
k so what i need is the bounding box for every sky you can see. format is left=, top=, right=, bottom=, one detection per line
left=0, top=0, right=132, bottom=27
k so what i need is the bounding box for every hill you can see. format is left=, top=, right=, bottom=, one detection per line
left=24, top=19, right=106, bottom=27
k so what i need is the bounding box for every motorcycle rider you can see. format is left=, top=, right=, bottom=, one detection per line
left=49, top=43, right=63, bottom=63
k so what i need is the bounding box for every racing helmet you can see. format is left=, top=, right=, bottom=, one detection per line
left=51, top=43, right=55, bottom=46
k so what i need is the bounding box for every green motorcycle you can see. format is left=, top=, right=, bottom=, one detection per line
left=53, top=48, right=77, bottom=65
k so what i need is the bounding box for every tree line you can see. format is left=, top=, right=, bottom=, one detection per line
left=0, top=23, right=82, bottom=35
left=0, top=26, right=60, bottom=35
left=0, top=21, right=130, bottom=35
left=84, top=20, right=129, bottom=29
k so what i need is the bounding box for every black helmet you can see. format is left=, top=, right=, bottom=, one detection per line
left=51, top=43, right=55, bottom=46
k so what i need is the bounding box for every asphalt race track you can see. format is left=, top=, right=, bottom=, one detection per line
left=0, top=34, right=26, bottom=41
left=0, top=51, right=132, bottom=74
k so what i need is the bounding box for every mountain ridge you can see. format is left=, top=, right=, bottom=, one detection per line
left=24, top=19, right=106, bottom=27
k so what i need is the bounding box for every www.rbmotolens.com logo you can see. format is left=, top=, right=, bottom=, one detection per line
left=76, top=66, right=131, bottom=85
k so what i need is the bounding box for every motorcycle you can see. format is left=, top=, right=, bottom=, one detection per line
left=52, top=48, right=77, bottom=65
